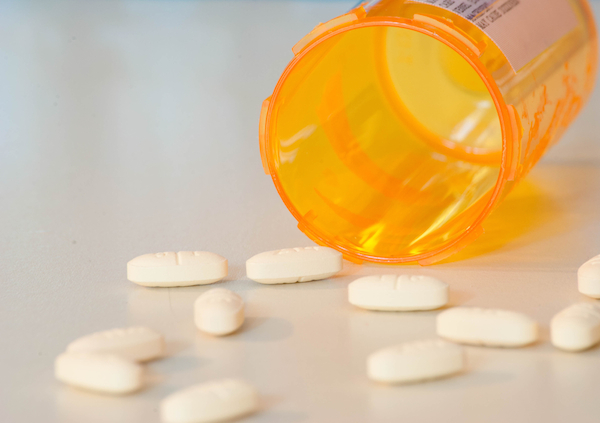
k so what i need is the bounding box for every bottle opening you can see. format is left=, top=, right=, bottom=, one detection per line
left=266, top=24, right=504, bottom=262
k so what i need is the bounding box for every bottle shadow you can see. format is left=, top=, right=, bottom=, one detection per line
left=438, top=177, right=567, bottom=264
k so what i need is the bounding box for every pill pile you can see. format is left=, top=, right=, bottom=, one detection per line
left=55, top=327, right=165, bottom=394
left=54, top=250, right=600, bottom=422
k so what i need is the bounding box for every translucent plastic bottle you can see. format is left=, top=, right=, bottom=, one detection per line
left=259, top=0, right=598, bottom=264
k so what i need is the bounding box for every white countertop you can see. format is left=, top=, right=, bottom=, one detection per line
left=2, top=1, right=600, bottom=422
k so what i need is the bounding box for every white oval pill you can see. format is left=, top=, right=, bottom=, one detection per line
left=66, top=327, right=165, bottom=362
left=246, top=246, right=342, bottom=284
left=55, top=353, right=143, bottom=395
left=367, top=339, right=465, bottom=384
left=437, top=307, right=538, bottom=347
left=348, top=274, right=448, bottom=311
left=578, top=254, right=600, bottom=298
left=127, top=251, right=227, bottom=287
left=551, top=303, right=600, bottom=352
left=160, top=379, right=259, bottom=423
left=194, top=288, right=244, bottom=336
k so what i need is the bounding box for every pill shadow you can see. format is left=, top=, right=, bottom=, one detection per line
left=338, top=261, right=366, bottom=278
left=55, top=387, right=155, bottom=423
left=222, top=263, right=246, bottom=282
left=350, top=307, right=440, bottom=317
left=235, top=317, right=294, bottom=342
left=245, top=410, right=309, bottom=423
left=536, top=326, right=550, bottom=344
left=370, top=364, right=514, bottom=393
left=293, top=274, right=353, bottom=290
left=366, top=370, right=514, bottom=416
left=163, top=339, right=190, bottom=357
left=237, top=276, right=348, bottom=292
left=429, top=369, right=515, bottom=390
left=446, top=289, right=475, bottom=307
left=143, top=367, right=166, bottom=389
left=244, top=394, right=308, bottom=422
left=437, top=177, right=567, bottom=264
left=149, top=354, right=210, bottom=375
left=259, top=394, right=284, bottom=409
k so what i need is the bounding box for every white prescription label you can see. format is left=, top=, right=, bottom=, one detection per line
left=409, top=0, right=579, bottom=71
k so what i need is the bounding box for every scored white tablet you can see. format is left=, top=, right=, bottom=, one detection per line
left=551, top=303, right=600, bottom=352
left=437, top=307, right=539, bottom=347
left=578, top=254, right=600, bottom=299
left=160, top=379, right=259, bottom=423
left=367, top=339, right=465, bottom=384
left=55, top=352, right=143, bottom=395
left=348, top=274, right=448, bottom=311
left=127, top=251, right=227, bottom=287
left=246, top=246, right=342, bottom=284
left=66, top=327, right=165, bottom=362
left=194, top=289, right=245, bottom=336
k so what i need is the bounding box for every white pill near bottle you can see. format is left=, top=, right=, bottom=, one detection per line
left=127, top=251, right=227, bottom=287
left=246, top=246, right=342, bottom=284
left=348, top=274, right=448, bottom=311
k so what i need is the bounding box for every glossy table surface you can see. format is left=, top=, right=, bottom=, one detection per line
left=2, top=1, right=600, bottom=422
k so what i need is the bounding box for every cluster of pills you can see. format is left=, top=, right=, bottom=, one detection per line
left=55, top=249, right=600, bottom=422
left=55, top=290, right=256, bottom=423
left=55, top=323, right=258, bottom=422
left=349, top=275, right=537, bottom=383
left=55, top=327, right=164, bottom=395
left=365, top=299, right=600, bottom=384
left=357, top=254, right=600, bottom=385
left=56, top=247, right=343, bottom=423
left=126, top=247, right=343, bottom=287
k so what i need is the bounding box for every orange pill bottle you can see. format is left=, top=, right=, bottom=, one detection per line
left=259, top=0, right=598, bottom=264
